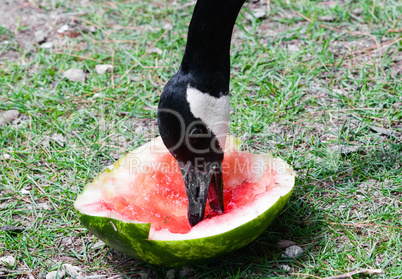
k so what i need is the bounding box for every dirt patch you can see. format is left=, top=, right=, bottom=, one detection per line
left=0, top=0, right=49, bottom=59
left=0, top=0, right=89, bottom=61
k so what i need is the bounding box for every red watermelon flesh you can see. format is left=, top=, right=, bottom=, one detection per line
left=84, top=149, right=277, bottom=234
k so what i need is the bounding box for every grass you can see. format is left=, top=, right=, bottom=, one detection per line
left=0, top=0, right=401, bottom=278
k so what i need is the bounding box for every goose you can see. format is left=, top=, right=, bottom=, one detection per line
left=158, top=0, right=245, bottom=226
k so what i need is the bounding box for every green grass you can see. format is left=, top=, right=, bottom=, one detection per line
left=1, top=0, right=401, bottom=278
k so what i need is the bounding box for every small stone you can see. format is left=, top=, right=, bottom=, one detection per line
left=93, top=240, right=105, bottom=249
left=319, top=15, right=336, bottom=22
left=62, top=264, right=81, bottom=277
left=37, top=202, right=50, bottom=210
left=279, top=264, right=291, bottom=272
left=284, top=245, right=303, bottom=258
left=340, top=144, right=360, bottom=154
left=0, top=225, right=24, bottom=233
left=88, top=26, right=96, bottom=33
left=34, top=30, right=47, bottom=43
left=51, top=133, right=67, bottom=147
left=60, top=236, right=73, bottom=247
left=245, top=9, right=266, bottom=21
left=333, top=88, right=346, bottom=95
left=339, top=204, right=347, bottom=210
left=373, top=191, right=381, bottom=198
left=134, top=126, right=144, bottom=135
left=370, top=126, right=391, bottom=136
left=277, top=240, right=296, bottom=249
left=288, top=44, right=300, bottom=52
left=166, top=269, right=175, bottom=279
left=63, top=69, right=86, bottom=82
left=0, top=110, right=20, bottom=127
left=41, top=42, right=53, bottom=49
left=0, top=203, right=9, bottom=210
left=95, top=64, right=113, bottom=74
left=84, top=275, right=107, bottom=279
left=57, top=24, right=69, bottom=33
left=163, top=23, right=173, bottom=30
left=0, top=153, right=11, bottom=160
left=0, top=256, right=16, bottom=266
left=51, top=133, right=66, bottom=147
left=40, top=136, right=51, bottom=148
left=352, top=8, right=363, bottom=15
left=20, top=188, right=30, bottom=194
left=46, top=270, right=65, bottom=279
left=179, top=267, right=194, bottom=277
left=252, top=9, right=266, bottom=19
left=150, top=47, right=162, bottom=55
left=130, top=75, right=141, bottom=82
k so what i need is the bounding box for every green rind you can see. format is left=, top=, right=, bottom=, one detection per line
left=78, top=188, right=293, bottom=267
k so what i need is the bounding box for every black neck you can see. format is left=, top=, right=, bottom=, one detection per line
left=180, top=0, right=245, bottom=96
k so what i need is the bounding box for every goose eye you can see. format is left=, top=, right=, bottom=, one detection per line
left=188, top=126, right=208, bottom=145
left=190, top=127, right=202, bottom=137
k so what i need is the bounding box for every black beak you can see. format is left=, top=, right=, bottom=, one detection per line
left=179, top=161, right=224, bottom=226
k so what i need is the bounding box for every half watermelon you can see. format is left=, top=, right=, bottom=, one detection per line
left=74, top=135, right=295, bottom=266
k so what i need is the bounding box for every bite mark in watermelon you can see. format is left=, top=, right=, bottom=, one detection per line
left=74, top=136, right=295, bottom=266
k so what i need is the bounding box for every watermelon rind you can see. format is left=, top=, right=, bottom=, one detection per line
left=75, top=136, right=295, bottom=267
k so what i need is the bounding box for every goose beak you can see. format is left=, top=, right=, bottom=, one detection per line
left=179, top=161, right=224, bottom=226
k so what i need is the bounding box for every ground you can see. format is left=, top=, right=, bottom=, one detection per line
left=0, top=0, right=401, bottom=278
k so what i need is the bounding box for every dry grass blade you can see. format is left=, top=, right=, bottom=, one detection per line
left=323, top=268, right=383, bottom=279
left=326, top=222, right=402, bottom=230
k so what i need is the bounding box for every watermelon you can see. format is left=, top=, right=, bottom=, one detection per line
left=74, top=135, right=295, bottom=267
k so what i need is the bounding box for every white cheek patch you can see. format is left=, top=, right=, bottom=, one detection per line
left=186, top=86, right=230, bottom=149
